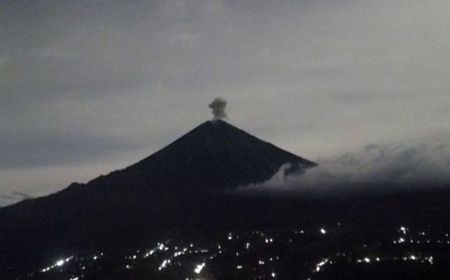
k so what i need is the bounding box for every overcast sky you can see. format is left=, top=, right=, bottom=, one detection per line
left=1, top=0, right=450, bottom=205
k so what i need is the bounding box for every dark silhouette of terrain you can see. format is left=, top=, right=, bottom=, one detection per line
left=0, top=120, right=316, bottom=277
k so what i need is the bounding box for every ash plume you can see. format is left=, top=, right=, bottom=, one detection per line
left=209, top=97, right=227, bottom=120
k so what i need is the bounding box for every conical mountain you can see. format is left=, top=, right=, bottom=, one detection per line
left=0, top=120, right=315, bottom=277
left=117, top=119, right=315, bottom=191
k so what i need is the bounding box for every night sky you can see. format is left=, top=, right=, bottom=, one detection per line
left=1, top=0, right=450, bottom=205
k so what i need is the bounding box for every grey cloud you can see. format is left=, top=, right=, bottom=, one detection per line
left=242, top=141, right=450, bottom=193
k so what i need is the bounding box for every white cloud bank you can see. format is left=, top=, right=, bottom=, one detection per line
left=242, top=141, right=450, bottom=193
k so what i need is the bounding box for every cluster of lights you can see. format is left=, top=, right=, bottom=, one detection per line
left=32, top=226, right=349, bottom=279
left=40, top=256, right=74, bottom=273
left=131, top=240, right=211, bottom=273
left=158, top=259, right=171, bottom=271
left=265, top=237, right=274, bottom=244
left=309, top=253, right=435, bottom=279
left=392, top=226, right=450, bottom=246
left=314, top=258, right=330, bottom=273
left=355, top=254, right=434, bottom=265
left=194, top=262, right=205, bottom=274
left=38, top=252, right=104, bottom=279
left=28, top=224, right=449, bottom=280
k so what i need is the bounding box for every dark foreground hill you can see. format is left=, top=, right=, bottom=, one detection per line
left=0, top=120, right=316, bottom=277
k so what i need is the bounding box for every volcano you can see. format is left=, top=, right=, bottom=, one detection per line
left=0, top=119, right=315, bottom=277
left=121, top=119, right=316, bottom=192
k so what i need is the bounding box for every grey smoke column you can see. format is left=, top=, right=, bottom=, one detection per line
left=209, top=97, right=227, bottom=120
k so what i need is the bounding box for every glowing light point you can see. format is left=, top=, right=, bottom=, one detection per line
left=399, top=226, right=407, bottom=234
